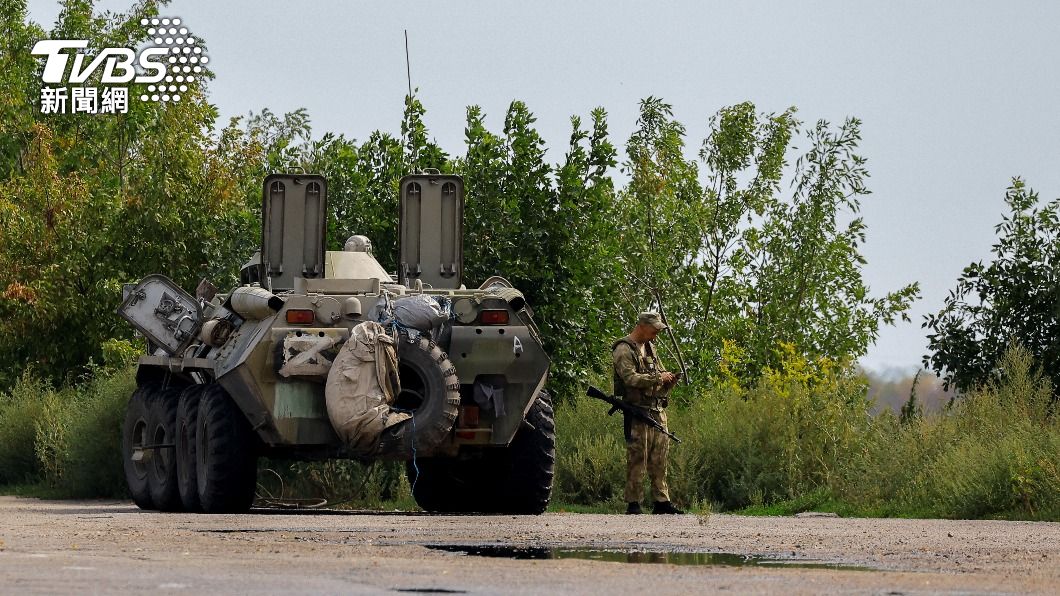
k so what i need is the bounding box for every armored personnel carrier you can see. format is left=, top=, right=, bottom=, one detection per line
left=117, top=172, right=555, bottom=514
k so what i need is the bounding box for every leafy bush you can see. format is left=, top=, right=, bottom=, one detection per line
left=0, top=367, right=133, bottom=497
left=33, top=388, right=69, bottom=486
left=60, top=369, right=135, bottom=498
left=2, top=346, right=1055, bottom=520
left=554, top=399, right=626, bottom=506
left=924, top=178, right=1060, bottom=395
left=559, top=346, right=872, bottom=510
left=892, top=347, right=1060, bottom=519
left=0, top=373, right=50, bottom=484
left=554, top=344, right=1059, bottom=520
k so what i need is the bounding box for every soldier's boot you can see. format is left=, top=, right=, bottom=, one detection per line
left=652, top=501, right=683, bottom=514
left=626, top=501, right=643, bottom=515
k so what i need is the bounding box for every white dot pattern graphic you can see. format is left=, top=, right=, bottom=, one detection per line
left=140, top=16, right=208, bottom=104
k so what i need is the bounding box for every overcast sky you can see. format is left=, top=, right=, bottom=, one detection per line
left=25, top=0, right=1060, bottom=373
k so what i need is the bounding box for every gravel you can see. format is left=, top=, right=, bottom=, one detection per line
left=0, top=496, right=1056, bottom=594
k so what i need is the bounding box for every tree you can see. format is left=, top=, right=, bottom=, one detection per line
left=0, top=0, right=917, bottom=396
left=549, top=108, right=621, bottom=391
left=924, top=178, right=1060, bottom=394
left=614, top=100, right=919, bottom=386
left=734, top=116, right=920, bottom=378
left=0, top=0, right=258, bottom=386
left=457, top=101, right=620, bottom=397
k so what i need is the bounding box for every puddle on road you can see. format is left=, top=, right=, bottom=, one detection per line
left=426, top=544, right=871, bottom=571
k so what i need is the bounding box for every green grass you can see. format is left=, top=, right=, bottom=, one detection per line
left=2, top=346, right=1057, bottom=520
left=556, top=345, right=1060, bottom=521
left=0, top=367, right=134, bottom=499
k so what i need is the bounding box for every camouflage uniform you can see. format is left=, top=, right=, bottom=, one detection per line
left=613, top=333, right=673, bottom=504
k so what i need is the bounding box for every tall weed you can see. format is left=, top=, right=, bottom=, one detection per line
left=554, top=400, right=626, bottom=505
left=0, top=367, right=133, bottom=496
left=555, top=344, right=1059, bottom=520
left=2, top=346, right=1055, bottom=520
left=0, top=373, right=51, bottom=484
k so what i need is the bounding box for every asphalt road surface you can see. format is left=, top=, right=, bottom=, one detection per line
left=0, top=496, right=1056, bottom=595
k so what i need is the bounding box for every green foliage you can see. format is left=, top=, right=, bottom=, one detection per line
left=0, top=0, right=257, bottom=387
left=0, top=372, right=50, bottom=484
left=258, top=459, right=414, bottom=510
left=59, top=368, right=134, bottom=497
left=610, top=99, right=919, bottom=391
left=557, top=345, right=1059, bottom=520
left=33, top=387, right=68, bottom=485
left=899, top=370, right=924, bottom=424
left=0, top=366, right=133, bottom=497
left=457, top=102, right=622, bottom=396
left=2, top=350, right=1055, bottom=520
left=890, top=346, right=1059, bottom=518
left=924, top=178, right=1060, bottom=395
left=554, top=395, right=626, bottom=506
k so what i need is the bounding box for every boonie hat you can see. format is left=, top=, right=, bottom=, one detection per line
left=638, top=312, right=668, bottom=331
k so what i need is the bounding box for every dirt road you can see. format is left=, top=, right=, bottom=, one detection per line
left=0, top=496, right=1056, bottom=594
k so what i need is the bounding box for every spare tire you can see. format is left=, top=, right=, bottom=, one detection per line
left=375, top=333, right=460, bottom=460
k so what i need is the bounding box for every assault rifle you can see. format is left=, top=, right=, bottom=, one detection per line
left=586, top=385, right=681, bottom=444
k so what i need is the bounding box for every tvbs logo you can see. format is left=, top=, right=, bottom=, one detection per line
left=31, top=17, right=208, bottom=114
left=33, top=40, right=169, bottom=85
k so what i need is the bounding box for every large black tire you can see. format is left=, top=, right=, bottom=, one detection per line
left=146, top=387, right=184, bottom=512
left=498, top=391, right=557, bottom=513
left=408, top=391, right=557, bottom=514
left=406, top=456, right=469, bottom=513
left=196, top=384, right=258, bottom=514
left=122, top=384, right=156, bottom=510
left=375, top=334, right=460, bottom=459
left=176, top=385, right=206, bottom=512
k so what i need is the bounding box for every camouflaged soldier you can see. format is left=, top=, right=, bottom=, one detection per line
left=612, top=312, right=683, bottom=515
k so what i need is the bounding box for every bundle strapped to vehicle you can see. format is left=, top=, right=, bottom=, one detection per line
left=324, top=321, right=459, bottom=458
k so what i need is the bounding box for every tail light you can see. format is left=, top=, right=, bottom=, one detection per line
left=478, top=310, right=509, bottom=325
left=456, top=405, right=487, bottom=441
left=459, top=405, right=480, bottom=427
left=285, top=309, right=315, bottom=324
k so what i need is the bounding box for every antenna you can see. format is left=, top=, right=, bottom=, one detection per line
left=404, top=29, right=413, bottom=99
left=403, top=30, right=421, bottom=172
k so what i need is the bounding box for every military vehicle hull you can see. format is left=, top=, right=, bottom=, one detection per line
left=118, top=173, right=555, bottom=514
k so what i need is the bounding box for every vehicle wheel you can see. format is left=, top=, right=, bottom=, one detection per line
left=376, top=333, right=460, bottom=459
left=122, top=384, right=156, bottom=510
left=497, top=390, right=556, bottom=514
left=406, top=456, right=480, bottom=513
left=146, top=386, right=184, bottom=512
left=196, top=384, right=257, bottom=514
left=408, top=390, right=556, bottom=514
left=176, top=385, right=206, bottom=512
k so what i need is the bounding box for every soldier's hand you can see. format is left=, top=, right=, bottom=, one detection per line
left=660, top=372, right=676, bottom=385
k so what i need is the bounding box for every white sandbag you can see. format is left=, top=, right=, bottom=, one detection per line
left=324, top=321, right=410, bottom=455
